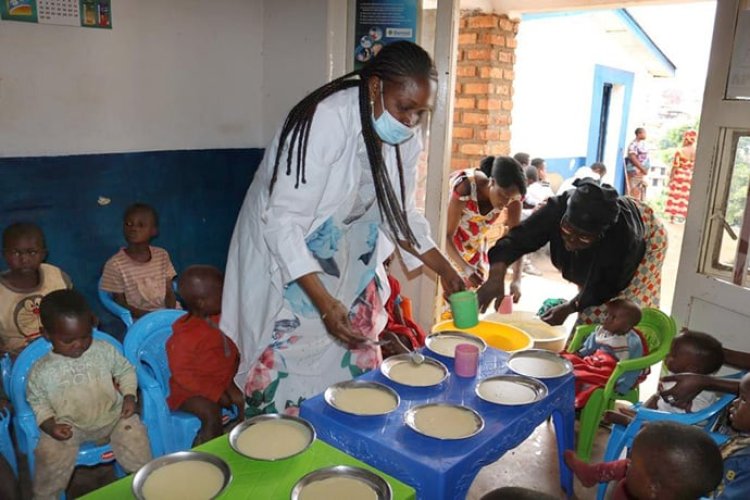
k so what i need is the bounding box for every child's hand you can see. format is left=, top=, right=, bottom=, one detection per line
left=41, top=419, right=73, bottom=441
left=225, top=383, right=245, bottom=422
left=52, top=423, right=73, bottom=440
left=121, top=395, right=137, bottom=418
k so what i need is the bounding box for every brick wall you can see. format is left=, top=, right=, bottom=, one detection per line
left=452, top=11, right=519, bottom=172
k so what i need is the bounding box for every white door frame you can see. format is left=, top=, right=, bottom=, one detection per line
left=672, top=0, right=750, bottom=347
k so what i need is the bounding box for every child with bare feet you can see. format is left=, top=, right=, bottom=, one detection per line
left=564, top=421, right=722, bottom=499
left=100, top=203, right=177, bottom=319
left=166, top=265, right=244, bottom=444
left=605, top=330, right=724, bottom=427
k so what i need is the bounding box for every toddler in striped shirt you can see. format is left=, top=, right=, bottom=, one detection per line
left=100, top=203, right=178, bottom=319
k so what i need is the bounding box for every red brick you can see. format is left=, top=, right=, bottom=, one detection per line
left=453, top=126, right=474, bottom=139
left=452, top=142, right=458, bottom=153
left=464, top=83, right=492, bottom=94
left=460, top=143, right=487, bottom=155
left=500, top=129, right=511, bottom=141
left=494, top=84, right=510, bottom=96
left=497, top=51, right=512, bottom=63
left=480, top=129, right=501, bottom=141
left=498, top=18, right=515, bottom=32
left=476, top=98, right=502, bottom=110
left=505, top=37, right=517, bottom=49
left=463, top=112, right=489, bottom=125
left=489, top=144, right=505, bottom=155
left=501, top=100, right=513, bottom=111
left=453, top=110, right=462, bottom=124
left=451, top=158, right=471, bottom=171
left=456, top=65, right=477, bottom=77
left=458, top=32, right=477, bottom=45
left=491, top=114, right=511, bottom=126
left=480, top=33, right=505, bottom=46
left=454, top=97, right=475, bottom=109
left=503, top=69, right=515, bottom=80
left=467, top=49, right=492, bottom=61
left=467, top=15, right=498, bottom=29
left=479, top=67, right=503, bottom=79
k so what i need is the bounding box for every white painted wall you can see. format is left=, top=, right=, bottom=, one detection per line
left=510, top=12, right=654, bottom=167
left=0, top=0, right=350, bottom=157
left=261, top=0, right=349, bottom=142
left=0, top=0, right=265, bottom=156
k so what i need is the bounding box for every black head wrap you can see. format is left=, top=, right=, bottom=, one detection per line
left=565, top=178, right=620, bottom=234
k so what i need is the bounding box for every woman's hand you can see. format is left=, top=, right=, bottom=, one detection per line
left=477, top=263, right=508, bottom=313
left=509, top=279, right=522, bottom=303
left=466, top=272, right=484, bottom=289
left=321, top=300, right=370, bottom=348
left=477, top=279, right=504, bottom=313
left=541, top=302, right=575, bottom=326
left=659, top=373, right=711, bottom=410
left=440, top=266, right=466, bottom=297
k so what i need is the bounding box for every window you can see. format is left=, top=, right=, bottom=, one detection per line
left=700, top=130, right=750, bottom=286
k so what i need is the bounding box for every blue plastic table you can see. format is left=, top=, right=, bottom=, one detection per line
left=301, top=347, right=575, bottom=500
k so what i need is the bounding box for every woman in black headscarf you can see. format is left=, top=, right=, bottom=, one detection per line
left=477, top=179, right=667, bottom=326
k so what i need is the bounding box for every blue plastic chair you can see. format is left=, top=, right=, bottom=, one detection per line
left=123, top=310, right=237, bottom=457
left=9, top=331, right=127, bottom=485
left=1, top=354, right=11, bottom=396
left=596, top=374, right=743, bottom=500
left=0, top=408, right=17, bottom=477
left=97, top=277, right=133, bottom=328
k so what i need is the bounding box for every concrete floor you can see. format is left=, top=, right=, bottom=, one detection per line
left=464, top=221, right=685, bottom=500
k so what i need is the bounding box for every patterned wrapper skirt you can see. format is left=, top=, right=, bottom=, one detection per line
left=578, top=201, right=667, bottom=324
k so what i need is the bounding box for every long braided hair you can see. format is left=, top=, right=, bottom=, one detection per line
left=269, top=41, right=437, bottom=247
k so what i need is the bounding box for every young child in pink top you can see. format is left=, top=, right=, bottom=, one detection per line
left=100, top=203, right=177, bottom=319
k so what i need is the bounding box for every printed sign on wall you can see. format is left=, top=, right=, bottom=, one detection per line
left=1, top=0, right=111, bottom=29
left=354, top=0, right=418, bottom=70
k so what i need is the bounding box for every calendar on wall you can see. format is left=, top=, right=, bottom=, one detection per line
left=1, top=0, right=112, bottom=29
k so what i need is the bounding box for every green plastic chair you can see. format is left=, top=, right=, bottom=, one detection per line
left=568, top=308, right=676, bottom=462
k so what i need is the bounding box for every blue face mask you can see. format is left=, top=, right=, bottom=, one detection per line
left=371, top=81, right=414, bottom=145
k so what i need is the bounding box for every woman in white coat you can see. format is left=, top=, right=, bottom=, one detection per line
left=221, top=42, right=464, bottom=416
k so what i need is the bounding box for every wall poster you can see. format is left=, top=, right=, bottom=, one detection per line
left=353, top=0, right=418, bottom=70
left=1, top=0, right=111, bottom=29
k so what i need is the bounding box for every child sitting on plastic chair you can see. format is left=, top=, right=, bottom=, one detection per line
left=166, top=265, right=244, bottom=444
left=28, top=290, right=151, bottom=500
left=1, top=222, right=72, bottom=358
left=711, top=372, right=750, bottom=499
left=605, top=330, right=724, bottom=427
left=100, top=203, right=178, bottom=320
left=565, top=421, right=723, bottom=499
left=561, top=299, right=645, bottom=408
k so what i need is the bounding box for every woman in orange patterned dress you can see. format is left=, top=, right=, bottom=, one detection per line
left=665, top=130, right=697, bottom=223
left=445, top=156, right=527, bottom=303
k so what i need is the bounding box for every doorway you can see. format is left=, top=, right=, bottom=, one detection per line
left=587, top=65, right=634, bottom=192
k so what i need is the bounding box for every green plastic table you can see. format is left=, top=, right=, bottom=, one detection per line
left=81, top=436, right=416, bottom=499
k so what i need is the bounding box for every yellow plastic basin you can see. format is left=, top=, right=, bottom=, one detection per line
left=432, top=319, right=533, bottom=353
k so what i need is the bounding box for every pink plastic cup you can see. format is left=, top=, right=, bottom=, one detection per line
left=454, top=343, right=480, bottom=378
left=498, top=295, right=513, bottom=314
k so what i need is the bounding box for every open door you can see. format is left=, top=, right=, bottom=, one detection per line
left=672, top=0, right=750, bottom=349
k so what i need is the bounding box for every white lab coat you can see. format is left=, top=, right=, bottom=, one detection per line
left=221, top=87, right=436, bottom=385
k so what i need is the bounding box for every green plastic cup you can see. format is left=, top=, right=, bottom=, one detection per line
left=449, top=290, right=479, bottom=328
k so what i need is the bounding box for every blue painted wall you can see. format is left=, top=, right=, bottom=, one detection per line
left=586, top=65, right=634, bottom=194
left=0, top=149, right=263, bottom=337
